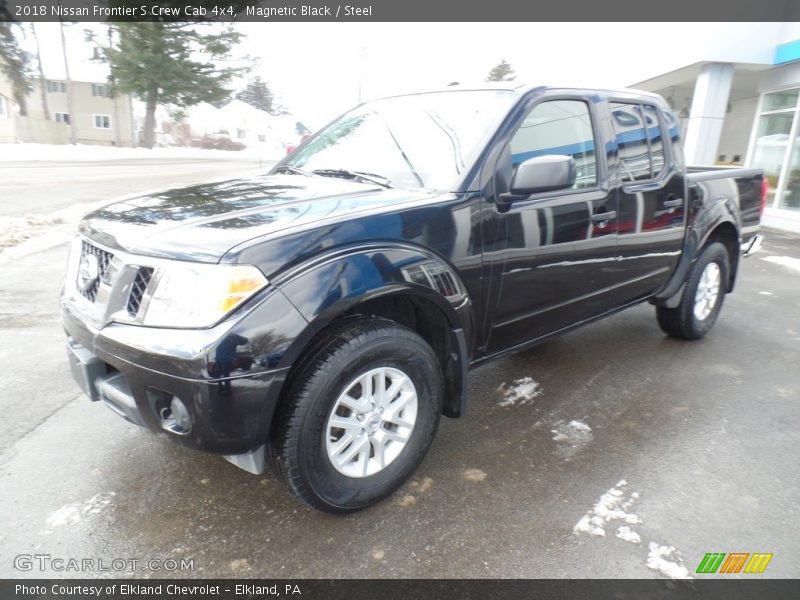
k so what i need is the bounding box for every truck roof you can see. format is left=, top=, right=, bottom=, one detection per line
left=374, top=82, right=667, bottom=105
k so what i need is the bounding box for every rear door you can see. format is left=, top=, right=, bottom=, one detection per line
left=606, top=101, right=686, bottom=304
left=483, top=95, right=619, bottom=354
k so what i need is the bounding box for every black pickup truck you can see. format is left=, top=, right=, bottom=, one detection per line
left=62, top=85, right=765, bottom=512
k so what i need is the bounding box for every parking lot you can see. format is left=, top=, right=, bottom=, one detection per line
left=0, top=162, right=798, bottom=578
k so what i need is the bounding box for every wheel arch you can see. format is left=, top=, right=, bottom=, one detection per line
left=273, top=246, right=474, bottom=421
left=653, top=216, right=741, bottom=308
left=703, top=221, right=739, bottom=293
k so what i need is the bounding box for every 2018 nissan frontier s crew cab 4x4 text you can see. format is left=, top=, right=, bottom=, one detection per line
left=62, top=84, right=765, bottom=512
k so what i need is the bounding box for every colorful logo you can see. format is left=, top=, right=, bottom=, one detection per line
left=696, top=552, right=773, bottom=574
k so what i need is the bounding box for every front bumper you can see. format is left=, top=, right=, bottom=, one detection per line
left=62, top=298, right=294, bottom=458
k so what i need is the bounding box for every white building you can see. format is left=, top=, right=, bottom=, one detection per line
left=166, top=99, right=303, bottom=152
left=632, top=23, right=800, bottom=233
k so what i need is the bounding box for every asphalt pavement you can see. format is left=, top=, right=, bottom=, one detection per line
left=0, top=158, right=268, bottom=217
left=0, top=163, right=797, bottom=578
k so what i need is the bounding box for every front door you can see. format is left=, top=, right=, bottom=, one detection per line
left=484, top=97, right=619, bottom=355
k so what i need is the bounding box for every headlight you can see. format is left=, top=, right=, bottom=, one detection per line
left=141, top=263, right=268, bottom=328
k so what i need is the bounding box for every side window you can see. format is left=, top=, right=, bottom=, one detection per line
left=509, top=100, right=598, bottom=190
left=642, top=105, right=665, bottom=175
left=610, top=102, right=668, bottom=181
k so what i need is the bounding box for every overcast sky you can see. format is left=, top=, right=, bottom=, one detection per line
left=23, top=22, right=783, bottom=128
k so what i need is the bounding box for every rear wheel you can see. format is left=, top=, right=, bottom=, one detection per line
left=271, top=317, right=442, bottom=513
left=656, top=241, right=730, bottom=340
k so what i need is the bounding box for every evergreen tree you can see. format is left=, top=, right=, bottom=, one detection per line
left=486, top=60, right=516, bottom=82
left=237, top=76, right=274, bottom=113
left=104, top=23, right=245, bottom=148
left=0, top=23, right=32, bottom=116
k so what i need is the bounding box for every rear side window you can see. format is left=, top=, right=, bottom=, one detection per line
left=509, top=99, right=598, bottom=190
left=610, top=102, right=668, bottom=181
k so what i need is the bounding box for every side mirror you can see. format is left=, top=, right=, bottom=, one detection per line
left=501, top=155, right=577, bottom=204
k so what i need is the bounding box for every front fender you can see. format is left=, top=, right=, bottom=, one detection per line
left=276, top=244, right=472, bottom=355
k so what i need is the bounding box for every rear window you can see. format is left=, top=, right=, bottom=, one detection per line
left=610, top=102, right=668, bottom=181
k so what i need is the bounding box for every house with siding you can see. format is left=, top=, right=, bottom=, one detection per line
left=0, top=71, right=134, bottom=146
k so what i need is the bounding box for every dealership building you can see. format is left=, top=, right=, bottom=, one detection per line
left=633, top=23, right=800, bottom=233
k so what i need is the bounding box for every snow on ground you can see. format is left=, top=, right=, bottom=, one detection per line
left=572, top=481, right=694, bottom=579
left=0, top=202, right=99, bottom=260
left=550, top=419, right=594, bottom=459
left=0, top=142, right=284, bottom=163
left=573, top=479, right=641, bottom=537
left=0, top=174, right=249, bottom=263
left=646, top=542, right=692, bottom=579
left=762, top=255, right=800, bottom=273
left=615, top=525, right=642, bottom=544
left=497, top=377, right=541, bottom=407
left=44, top=492, right=115, bottom=530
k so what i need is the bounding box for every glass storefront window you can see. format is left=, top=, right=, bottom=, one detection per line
left=749, top=87, right=800, bottom=212
left=750, top=112, right=794, bottom=204
left=762, top=89, right=799, bottom=112
left=780, top=134, right=800, bottom=210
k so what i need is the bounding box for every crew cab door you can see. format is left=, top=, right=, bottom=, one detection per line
left=605, top=101, right=686, bottom=304
left=483, top=95, right=618, bottom=354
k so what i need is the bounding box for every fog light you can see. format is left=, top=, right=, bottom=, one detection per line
left=159, top=396, right=191, bottom=435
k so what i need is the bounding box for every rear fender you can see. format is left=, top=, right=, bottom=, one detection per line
left=653, top=183, right=741, bottom=307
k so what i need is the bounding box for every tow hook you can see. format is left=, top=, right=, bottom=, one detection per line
left=159, top=397, right=192, bottom=435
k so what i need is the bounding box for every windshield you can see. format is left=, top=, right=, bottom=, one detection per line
left=282, top=90, right=516, bottom=190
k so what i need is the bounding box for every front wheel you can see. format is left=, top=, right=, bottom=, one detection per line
left=656, top=241, right=730, bottom=340
left=271, top=317, right=443, bottom=513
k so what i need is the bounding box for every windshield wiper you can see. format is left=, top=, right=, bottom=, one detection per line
left=311, top=169, right=393, bottom=188
left=273, top=164, right=312, bottom=176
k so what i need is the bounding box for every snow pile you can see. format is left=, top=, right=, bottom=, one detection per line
left=45, top=492, right=115, bottom=528
left=497, top=377, right=541, bottom=407
left=0, top=203, right=98, bottom=253
left=0, top=142, right=284, bottom=163
left=646, top=542, right=692, bottom=579
left=573, top=479, right=641, bottom=537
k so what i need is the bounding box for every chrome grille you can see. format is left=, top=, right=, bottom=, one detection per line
left=126, top=267, right=154, bottom=317
left=78, top=241, right=114, bottom=302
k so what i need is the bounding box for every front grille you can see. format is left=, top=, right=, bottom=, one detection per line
left=78, top=241, right=113, bottom=302
left=127, top=267, right=154, bottom=317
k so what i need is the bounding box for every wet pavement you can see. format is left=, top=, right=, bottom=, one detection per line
left=0, top=230, right=798, bottom=579
left=0, top=158, right=268, bottom=217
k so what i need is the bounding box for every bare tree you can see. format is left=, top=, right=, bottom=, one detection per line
left=30, top=24, right=50, bottom=120
left=59, top=20, right=77, bottom=144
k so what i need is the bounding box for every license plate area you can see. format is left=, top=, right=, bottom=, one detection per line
left=66, top=340, right=106, bottom=402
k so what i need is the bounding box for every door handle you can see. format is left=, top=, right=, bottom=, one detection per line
left=663, top=198, right=683, bottom=208
left=591, top=211, right=617, bottom=223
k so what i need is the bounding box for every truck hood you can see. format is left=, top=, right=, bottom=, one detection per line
left=79, top=173, right=438, bottom=262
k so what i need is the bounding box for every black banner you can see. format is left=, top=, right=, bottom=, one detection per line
left=2, top=579, right=800, bottom=600
left=1, top=0, right=798, bottom=22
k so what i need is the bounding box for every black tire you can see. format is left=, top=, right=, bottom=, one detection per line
left=656, top=241, right=730, bottom=340
left=271, top=317, right=443, bottom=513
